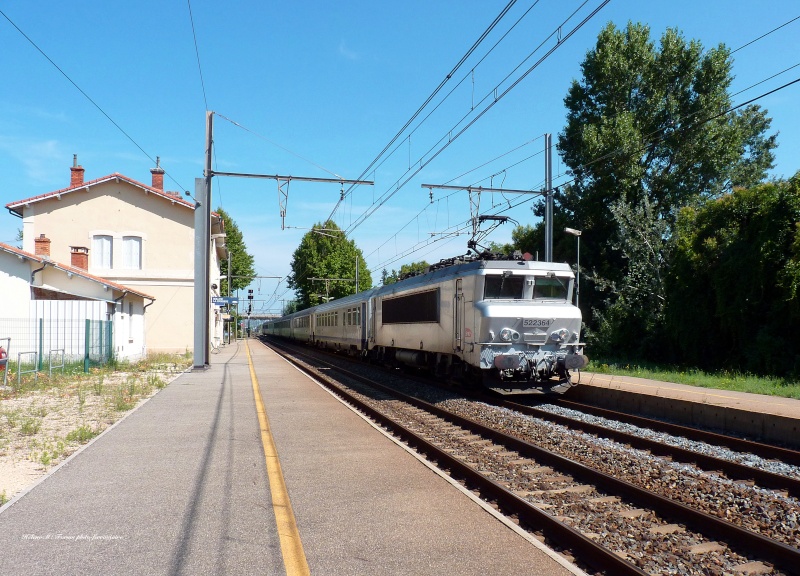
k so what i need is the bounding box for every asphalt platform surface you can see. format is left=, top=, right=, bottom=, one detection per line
left=0, top=339, right=579, bottom=576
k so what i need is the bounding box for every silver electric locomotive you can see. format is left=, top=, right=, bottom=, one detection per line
left=262, top=253, right=588, bottom=394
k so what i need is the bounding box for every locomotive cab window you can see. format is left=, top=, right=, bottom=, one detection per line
left=533, top=276, right=569, bottom=300
left=484, top=274, right=525, bottom=299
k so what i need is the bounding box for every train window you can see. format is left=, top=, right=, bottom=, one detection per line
left=383, top=289, right=439, bottom=324
left=533, top=276, right=569, bottom=300
left=484, top=275, right=525, bottom=299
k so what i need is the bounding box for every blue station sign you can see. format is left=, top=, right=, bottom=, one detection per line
left=212, top=296, right=238, bottom=306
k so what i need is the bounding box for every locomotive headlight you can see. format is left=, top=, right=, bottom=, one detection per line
left=549, top=328, right=571, bottom=343
left=499, top=328, right=513, bottom=342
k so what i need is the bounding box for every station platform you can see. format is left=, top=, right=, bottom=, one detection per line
left=0, top=339, right=581, bottom=576
left=569, top=371, right=800, bottom=449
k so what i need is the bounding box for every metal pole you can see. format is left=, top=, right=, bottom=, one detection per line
left=192, top=110, right=214, bottom=369
left=565, top=227, right=582, bottom=309
left=192, top=177, right=209, bottom=369
left=227, top=253, right=231, bottom=344
left=545, top=133, right=553, bottom=262
left=576, top=234, right=580, bottom=309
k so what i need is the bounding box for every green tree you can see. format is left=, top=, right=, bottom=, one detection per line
left=591, top=192, right=671, bottom=358
left=381, top=261, right=430, bottom=285
left=553, top=21, right=777, bottom=348
left=665, top=174, right=800, bottom=375
left=216, top=207, right=256, bottom=295
left=287, top=220, right=372, bottom=309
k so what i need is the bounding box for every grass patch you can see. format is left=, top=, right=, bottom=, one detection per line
left=65, top=425, right=100, bottom=443
left=111, top=387, right=136, bottom=412
left=2, top=409, right=21, bottom=429
left=587, top=359, right=800, bottom=399
left=19, top=417, right=42, bottom=436
left=0, top=490, right=7, bottom=506
left=147, top=374, right=166, bottom=390
left=32, top=438, right=67, bottom=467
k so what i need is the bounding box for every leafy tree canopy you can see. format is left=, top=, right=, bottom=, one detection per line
left=664, top=173, right=800, bottom=375
left=287, top=220, right=372, bottom=309
left=556, top=21, right=777, bottom=289
left=216, top=207, right=256, bottom=294
left=381, top=261, right=430, bottom=285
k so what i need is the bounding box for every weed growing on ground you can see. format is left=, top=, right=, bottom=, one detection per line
left=20, top=417, right=41, bottom=436
left=93, top=375, right=104, bottom=395
left=147, top=374, right=166, bottom=390
left=32, top=438, right=67, bottom=467
left=0, top=490, right=7, bottom=506
left=2, top=409, right=21, bottom=429
left=111, top=387, right=135, bottom=412
left=126, top=376, right=137, bottom=398
left=65, top=426, right=100, bottom=443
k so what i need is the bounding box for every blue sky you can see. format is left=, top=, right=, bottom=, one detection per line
left=2, top=1, right=798, bottom=312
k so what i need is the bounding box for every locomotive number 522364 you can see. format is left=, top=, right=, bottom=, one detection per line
left=523, top=318, right=552, bottom=328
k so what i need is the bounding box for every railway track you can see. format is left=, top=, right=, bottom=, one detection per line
left=260, top=337, right=800, bottom=575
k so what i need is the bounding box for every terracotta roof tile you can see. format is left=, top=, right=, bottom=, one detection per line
left=5, top=173, right=194, bottom=214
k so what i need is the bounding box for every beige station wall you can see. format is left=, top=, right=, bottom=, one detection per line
left=20, top=180, right=198, bottom=354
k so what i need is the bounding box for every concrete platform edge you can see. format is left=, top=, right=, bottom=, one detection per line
left=569, top=372, right=800, bottom=449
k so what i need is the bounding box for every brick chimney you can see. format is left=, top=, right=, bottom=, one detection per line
left=70, top=246, right=89, bottom=270
left=150, top=156, right=165, bottom=191
left=34, top=234, right=51, bottom=257
left=70, top=154, right=85, bottom=188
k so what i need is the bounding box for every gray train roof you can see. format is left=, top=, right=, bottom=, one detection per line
left=269, top=258, right=573, bottom=321
left=375, top=258, right=574, bottom=298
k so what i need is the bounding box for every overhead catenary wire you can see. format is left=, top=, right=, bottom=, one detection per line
left=731, top=14, right=800, bottom=54
left=371, top=70, right=800, bottom=274
left=357, top=11, right=800, bottom=280
left=324, top=0, right=522, bottom=224
left=331, top=0, right=547, bottom=222
left=345, top=0, right=610, bottom=237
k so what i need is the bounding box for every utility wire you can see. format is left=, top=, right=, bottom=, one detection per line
left=731, top=14, right=800, bottom=54
left=325, top=0, right=520, bottom=223
left=0, top=8, right=189, bottom=193
left=214, top=112, right=345, bottom=180
left=345, top=0, right=609, bottom=237
left=186, top=0, right=209, bottom=111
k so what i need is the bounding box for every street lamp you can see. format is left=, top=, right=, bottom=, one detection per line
left=564, top=228, right=582, bottom=309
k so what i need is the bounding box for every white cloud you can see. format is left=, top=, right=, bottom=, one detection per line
left=338, top=40, right=360, bottom=61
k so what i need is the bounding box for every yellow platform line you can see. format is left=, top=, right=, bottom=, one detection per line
left=246, top=341, right=310, bottom=576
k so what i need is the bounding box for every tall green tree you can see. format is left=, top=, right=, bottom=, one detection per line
left=216, top=207, right=256, bottom=295
left=549, top=21, right=776, bottom=350
left=665, top=174, right=800, bottom=375
left=287, top=220, right=372, bottom=309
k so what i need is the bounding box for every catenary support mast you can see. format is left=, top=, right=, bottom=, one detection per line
left=193, top=111, right=373, bottom=369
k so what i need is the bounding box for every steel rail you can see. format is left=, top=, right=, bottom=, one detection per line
left=262, top=339, right=648, bottom=576
left=263, top=338, right=800, bottom=575
left=487, top=397, right=800, bottom=499
left=553, top=397, right=800, bottom=467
